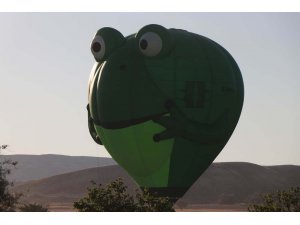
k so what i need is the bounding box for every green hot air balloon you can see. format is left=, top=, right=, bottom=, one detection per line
left=87, top=24, right=244, bottom=199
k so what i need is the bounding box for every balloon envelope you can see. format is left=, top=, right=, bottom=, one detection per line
left=88, top=24, right=244, bottom=198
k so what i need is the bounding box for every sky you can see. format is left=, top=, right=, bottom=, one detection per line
left=0, top=13, right=299, bottom=165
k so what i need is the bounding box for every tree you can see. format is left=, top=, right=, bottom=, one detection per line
left=74, top=178, right=175, bottom=212
left=19, top=203, right=48, bottom=212
left=0, top=145, right=20, bottom=211
left=248, top=187, right=300, bottom=212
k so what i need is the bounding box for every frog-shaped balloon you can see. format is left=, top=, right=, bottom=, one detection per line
left=87, top=24, right=244, bottom=198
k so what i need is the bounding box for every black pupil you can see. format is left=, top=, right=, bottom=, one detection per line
left=92, top=42, right=101, bottom=52
left=140, top=39, right=148, bottom=50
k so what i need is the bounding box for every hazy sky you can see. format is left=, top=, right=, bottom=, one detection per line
left=0, top=13, right=299, bottom=165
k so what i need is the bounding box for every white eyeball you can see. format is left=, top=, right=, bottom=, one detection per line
left=91, top=35, right=106, bottom=61
left=139, top=32, right=162, bottom=57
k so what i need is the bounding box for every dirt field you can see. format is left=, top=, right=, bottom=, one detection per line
left=47, top=202, right=77, bottom=212
left=175, top=204, right=248, bottom=212
left=46, top=202, right=248, bottom=212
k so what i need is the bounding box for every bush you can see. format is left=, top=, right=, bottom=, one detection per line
left=74, top=178, right=174, bottom=212
left=0, top=145, right=20, bottom=212
left=135, top=188, right=175, bottom=212
left=248, top=187, right=300, bottom=212
left=19, top=203, right=48, bottom=212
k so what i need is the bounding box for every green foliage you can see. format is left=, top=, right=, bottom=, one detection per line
left=248, top=187, right=300, bottom=212
left=74, top=179, right=136, bottom=212
left=19, top=203, right=48, bottom=212
left=0, top=145, right=20, bottom=212
left=74, top=178, right=175, bottom=212
left=135, top=188, right=175, bottom=212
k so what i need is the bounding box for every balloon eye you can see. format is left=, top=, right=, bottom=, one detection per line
left=92, top=42, right=101, bottom=52
left=140, top=39, right=148, bottom=50
left=138, top=32, right=162, bottom=57
left=91, top=35, right=106, bottom=61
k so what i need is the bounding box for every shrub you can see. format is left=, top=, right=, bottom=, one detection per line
left=0, top=145, right=20, bottom=212
left=248, top=187, right=300, bottom=212
left=74, top=178, right=174, bottom=212
left=19, top=203, right=48, bottom=212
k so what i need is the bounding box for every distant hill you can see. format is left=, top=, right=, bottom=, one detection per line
left=2, top=154, right=115, bottom=182
left=13, top=162, right=300, bottom=211
left=183, top=162, right=300, bottom=205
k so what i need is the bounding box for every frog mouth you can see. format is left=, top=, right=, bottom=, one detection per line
left=91, top=111, right=167, bottom=129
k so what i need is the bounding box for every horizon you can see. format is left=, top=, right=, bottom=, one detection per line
left=0, top=13, right=299, bottom=166
left=1, top=153, right=300, bottom=167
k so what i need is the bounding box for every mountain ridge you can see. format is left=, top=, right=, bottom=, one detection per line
left=1, top=154, right=116, bottom=182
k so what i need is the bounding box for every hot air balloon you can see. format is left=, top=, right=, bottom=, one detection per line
left=87, top=24, right=244, bottom=200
